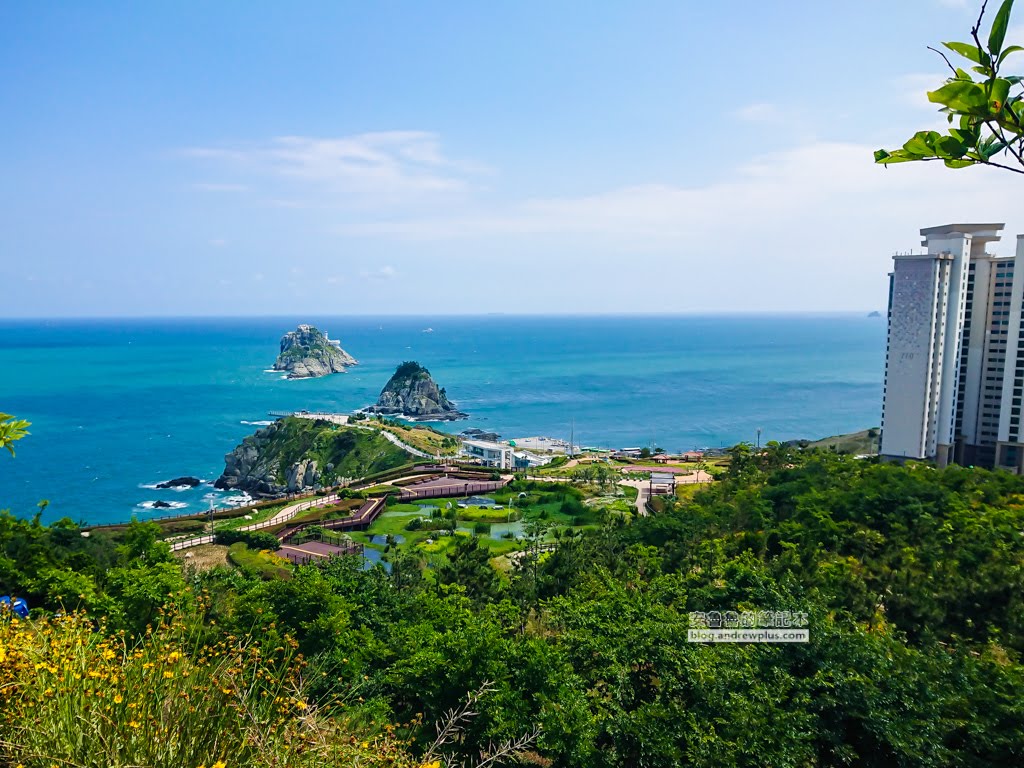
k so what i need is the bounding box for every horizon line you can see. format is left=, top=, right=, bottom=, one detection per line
left=0, top=309, right=885, bottom=322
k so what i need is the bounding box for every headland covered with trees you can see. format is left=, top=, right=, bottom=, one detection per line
left=2, top=409, right=1024, bottom=766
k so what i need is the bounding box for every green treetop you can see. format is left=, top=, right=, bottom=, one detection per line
left=875, top=0, right=1024, bottom=174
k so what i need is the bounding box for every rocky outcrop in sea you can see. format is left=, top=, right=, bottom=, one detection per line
left=272, top=324, right=357, bottom=379
left=214, top=421, right=321, bottom=497
left=214, top=417, right=414, bottom=497
left=365, top=361, right=467, bottom=421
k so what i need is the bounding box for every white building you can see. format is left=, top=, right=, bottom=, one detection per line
left=881, top=223, right=1024, bottom=470
left=461, top=439, right=550, bottom=469
left=462, top=439, right=514, bottom=469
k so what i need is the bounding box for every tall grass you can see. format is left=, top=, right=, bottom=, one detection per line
left=0, top=606, right=418, bottom=768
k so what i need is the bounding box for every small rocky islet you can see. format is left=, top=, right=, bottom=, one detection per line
left=363, top=361, right=468, bottom=421
left=272, top=324, right=357, bottom=379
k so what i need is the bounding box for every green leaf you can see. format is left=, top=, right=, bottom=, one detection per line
left=950, top=127, right=980, bottom=145
left=955, top=67, right=975, bottom=81
left=989, top=78, right=1012, bottom=111
left=943, top=41, right=989, bottom=65
left=971, top=65, right=995, bottom=76
left=999, top=45, right=1024, bottom=64
left=903, top=131, right=941, bottom=157
left=874, top=149, right=916, bottom=164
left=928, top=80, right=990, bottom=115
left=934, top=135, right=967, bottom=159
left=988, top=0, right=1014, bottom=57
left=982, top=139, right=1008, bottom=159
left=943, top=158, right=976, bottom=168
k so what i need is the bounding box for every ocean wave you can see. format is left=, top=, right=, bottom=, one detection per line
left=137, top=500, right=189, bottom=511
left=221, top=492, right=253, bottom=507
left=263, top=369, right=279, bottom=373
left=139, top=479, right=206, bottom=492
left=240, top=420, right=274, bottom=426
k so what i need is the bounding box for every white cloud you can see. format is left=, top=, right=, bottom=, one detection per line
left=208, top=238, right=227, bottom=247
left=336, top=140, right=1023, bottom=267
left=359, top=265, right=397, bottom=280
left=895, top=72, right=948, bottom=111
left=185, top=132, right=475, bottom=204
left=734, top=103, right=782, bottom=123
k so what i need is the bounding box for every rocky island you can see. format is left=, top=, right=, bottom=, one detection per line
left=214, top=417, right=412, bottom=497
left=364, top=361, right=467, bottom=421
left=272, top=324, right=357, bottom=379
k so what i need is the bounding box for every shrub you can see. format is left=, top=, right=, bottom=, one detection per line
left=0, top=610, right=417, bottom=767
left=227, top=543, right=290, bottom=580
left=214, top=529, right=281, bottom=551
left=473, top=522, right=491, bottom=535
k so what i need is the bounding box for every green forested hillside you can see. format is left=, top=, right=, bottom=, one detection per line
left=3, top=434, right=1024, bottom=766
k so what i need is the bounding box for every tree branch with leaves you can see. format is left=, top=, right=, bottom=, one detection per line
left=0, top=413, right=30, bottom=457
left=875, top=0, right=1024, bottom=174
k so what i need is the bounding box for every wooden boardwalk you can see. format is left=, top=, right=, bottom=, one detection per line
left=276, top=497, right=387, bottom=542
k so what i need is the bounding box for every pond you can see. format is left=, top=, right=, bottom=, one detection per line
left=369, top=533, right=405, bottom=545
left=489, top=521, right=526, bottom=540
left=361, top=546, right=392, bottom=572
left=455, top=522, right=526, bottom=540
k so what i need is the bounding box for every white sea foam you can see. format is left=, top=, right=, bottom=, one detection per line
left=137, top=500, right=189, bottom=511
left=221, top=493, right=253, bottom=507
left=240, top=420, right=274, bottom=426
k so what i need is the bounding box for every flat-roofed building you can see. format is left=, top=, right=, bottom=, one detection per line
left=462, top=439, right=513, bottom=469
left=881, top=223, right=1024, bottom=471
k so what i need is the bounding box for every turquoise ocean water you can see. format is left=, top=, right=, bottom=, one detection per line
left=0, top=315, right=885, bottom=524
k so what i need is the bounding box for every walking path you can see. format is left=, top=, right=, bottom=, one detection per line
left=169, top=492, right=346, bottom=551
left=348, top=423, right=434, bottom=459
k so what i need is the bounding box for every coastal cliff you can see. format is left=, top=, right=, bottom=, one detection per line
left=365, top=361, right=467, bottom=421
left=214, top=417, right=411, bottom=496
left=272, top=324, right=357, bottom=379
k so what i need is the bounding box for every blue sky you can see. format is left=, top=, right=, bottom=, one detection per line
left=2, top=0, right=1024, bottom=316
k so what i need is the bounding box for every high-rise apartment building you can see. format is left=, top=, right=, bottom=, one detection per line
left=880, top=223, right=1024, bottom=471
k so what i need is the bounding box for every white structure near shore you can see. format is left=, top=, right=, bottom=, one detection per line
left=881, top=223, right=1024, bottom=470
left=461, top=439, right=549, bottom=469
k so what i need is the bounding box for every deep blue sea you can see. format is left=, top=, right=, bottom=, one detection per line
left=0, top=315, right=885, bottom=524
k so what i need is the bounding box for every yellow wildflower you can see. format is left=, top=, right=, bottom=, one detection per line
left=128, top=720, right=141, bottom=729
left=163, top=671, right=174, bottom=679
left=114, top=694, right=123, bottom=704
left=102, top=649, right=115, bottom=660
left=168, top=651, right=181, bottom=662
left=212, top=761, right=227, bottom=768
